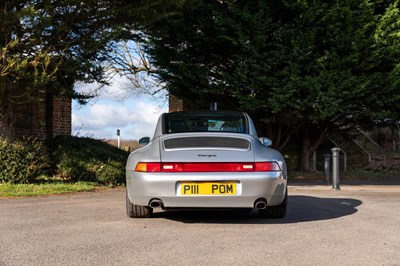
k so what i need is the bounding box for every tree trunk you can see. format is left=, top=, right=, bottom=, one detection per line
left=297, top=125, right=329, bottom=172
left=264, top=122, right=293, bottom=151
left=297, top=129, right=312, bottom=171
left=298, top=145, right=312, bottom=172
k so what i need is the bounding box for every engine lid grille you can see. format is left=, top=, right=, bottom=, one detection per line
left=163, top=137, right=250, bottom=150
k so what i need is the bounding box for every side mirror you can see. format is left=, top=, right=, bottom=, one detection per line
left=259, top=137, right=272, bottom=147
left=138, top=137, right=151, bottom=146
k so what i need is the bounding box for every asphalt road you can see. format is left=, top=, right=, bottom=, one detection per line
left=1, top=183, right=400, bottom=266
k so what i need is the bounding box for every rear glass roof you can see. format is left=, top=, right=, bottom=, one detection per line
left=163, top=111, right=248, bottom=134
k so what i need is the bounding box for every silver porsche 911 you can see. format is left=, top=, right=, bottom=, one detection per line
left=126, top=110, right=288, bottom=218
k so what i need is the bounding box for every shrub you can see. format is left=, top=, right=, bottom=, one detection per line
left=95, top=160, right=125, bottom=186
left=56, top=157, right=92, bottom=182
left=0, top=137, right=48, bottom=183
left=47, top=136, right=129, bottom=185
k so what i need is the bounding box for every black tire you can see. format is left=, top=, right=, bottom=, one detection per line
left=126, top=190, right=153, bottom=218
left=258, top=189, right=287, bottom=219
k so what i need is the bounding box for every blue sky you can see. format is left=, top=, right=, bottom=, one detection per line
left=71, top=77, right=168, bottom=140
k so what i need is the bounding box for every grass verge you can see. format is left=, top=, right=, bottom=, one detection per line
left=0, top=181, right=101, bottom=198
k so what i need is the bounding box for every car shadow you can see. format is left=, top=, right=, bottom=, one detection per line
left=153, top=195, right=362, bottom=224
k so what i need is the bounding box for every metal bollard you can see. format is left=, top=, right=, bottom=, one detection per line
left=323, top=154, right=331, bottom=185
left=331, top=147, right=340, bottom=190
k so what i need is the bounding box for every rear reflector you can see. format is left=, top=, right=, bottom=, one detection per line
left=135, top=162, right=280, bottom=172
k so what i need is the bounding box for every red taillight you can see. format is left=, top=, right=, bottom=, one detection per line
left=254, top=162, right=281, bottom=171
left=135, top=162, right=161, bottom=172
left=135, top=162, right=280, bottom=172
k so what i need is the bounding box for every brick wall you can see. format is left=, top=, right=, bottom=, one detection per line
left=11, top=95, right=71, bottom=139
left=52, top=96, right=71, bottom=136
left=168, top=94, right=197, bottom=112
left=169, top=94, right=185, bottom=112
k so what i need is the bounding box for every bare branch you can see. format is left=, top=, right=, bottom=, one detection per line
left=102, top=40, right=165, bottom=98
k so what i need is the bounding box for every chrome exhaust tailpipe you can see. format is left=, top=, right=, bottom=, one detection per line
left=254, top=199, right=267, bottom=210
left=149, top=199, right=164, bottom=209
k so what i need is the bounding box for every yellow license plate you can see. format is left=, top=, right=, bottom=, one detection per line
left=180, top=182, right=237, bottom=195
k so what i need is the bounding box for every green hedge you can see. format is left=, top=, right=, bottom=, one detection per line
left=0, top=137, right=48, bottom=183
left=47, top=136, right=129, bottom=186
left=0, top=135, right=129, bottom=186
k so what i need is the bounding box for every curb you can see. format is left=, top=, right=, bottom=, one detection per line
left=289, top=184, right=400, bottom=192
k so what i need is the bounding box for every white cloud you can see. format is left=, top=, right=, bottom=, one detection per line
left=72, top=83, right=168, bottom=140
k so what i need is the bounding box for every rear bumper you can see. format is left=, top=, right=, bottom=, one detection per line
left=126, top=171, right=287, bottom=208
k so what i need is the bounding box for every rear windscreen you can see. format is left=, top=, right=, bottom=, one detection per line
left=164, top=111, right=247, bottom=134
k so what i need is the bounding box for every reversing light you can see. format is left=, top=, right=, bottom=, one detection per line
left=134, top=162, right=280, bottom=172
left=162, top=163, right=184, bottom=172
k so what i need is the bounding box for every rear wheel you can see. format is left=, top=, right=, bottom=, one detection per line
left=258, top=189, right=287, bottom=219
left=126, top=190, right=153, bottom=218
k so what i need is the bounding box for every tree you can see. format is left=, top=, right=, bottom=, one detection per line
left=102, top=41, right=163, bottom=98
left=139, top=0, right=400, bottom=171
left=1, top=0, right=197, bottom=139
left=0, top=0, right=136, bottom=139
left=100, top=0, right=201, bottom=98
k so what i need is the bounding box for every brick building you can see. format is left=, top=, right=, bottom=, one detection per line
left=0, top=94, right=71, bottom=140
left=168, top=94, right=187, bottom=112
left=168, top=94, right=216, bottom=112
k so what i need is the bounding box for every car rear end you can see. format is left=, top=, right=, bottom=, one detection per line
left=126, top=133, right=287, bottom=210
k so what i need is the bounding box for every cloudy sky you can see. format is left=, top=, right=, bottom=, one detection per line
left=71, top=77, right=168, bottom=141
